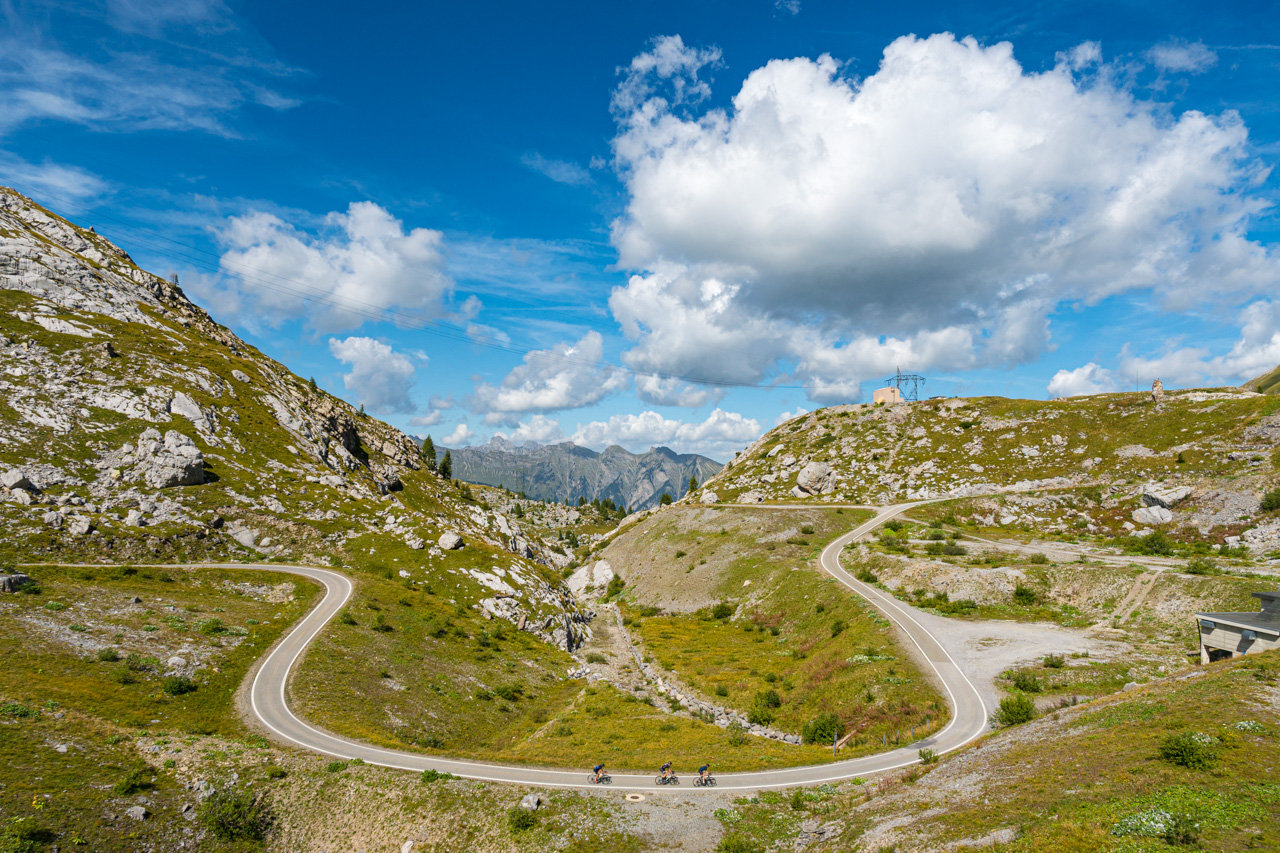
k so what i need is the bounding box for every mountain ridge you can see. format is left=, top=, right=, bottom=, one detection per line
left=430, top=436, right=722, bottom=509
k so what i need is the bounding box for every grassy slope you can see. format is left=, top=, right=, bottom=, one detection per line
left=1245, top=363, right=1280, bottom=395
left=715, top=650, right=1280, bottom=852
left=708, top=392, right=1280, bottom=505
left=598, top=506, right=948, bottom=755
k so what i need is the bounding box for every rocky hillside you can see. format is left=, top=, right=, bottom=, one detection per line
left=698, top=390, right=1280, bottom=553
left=1245, top=363, right=1280, bottom=395
left=433, top=436, right=722, bottom=510
left=0, top=186, right=591, bottom=650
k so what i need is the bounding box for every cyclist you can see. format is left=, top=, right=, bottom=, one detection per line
left=592, top=763, right=606, bottom=783
left=698, top=763, right=710, bottom=784
left=659, top=761, right=673, bottom=782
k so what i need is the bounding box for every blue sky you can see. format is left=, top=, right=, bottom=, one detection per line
left=3, top=0, right=1280, bottom=461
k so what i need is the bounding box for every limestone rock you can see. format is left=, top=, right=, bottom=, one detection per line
left=700, top=490, right=719, bottom=504
left=405, top=535, right=425, bottom=550
left=739, top=490, right=765, bottom=504
left=132, top=429, right=204, bottom=489
left=1, top=469, right=32, bottom=491
left=12, top=489, right=32, bottom=506
left=125, top=805, right=148, bottom=821
left=41, top=510, right=62, bottom=528
left=566, top=560, right=615, bottom=598
left=1142, top=484, right=1192, bottom=509
left=231, top=369, right=252, bottom=383
left=68, top=516, right=92, bottom=536
left=0, top=573, right=31, bottom=593
left=795, top=461, right=835, bottom=495
left=1132, top=505, right=1173, bottom=526
left=438, top=531, right=464, bottom=550
left=519, top=793, right=542, bottom=811
left=1151, top=379, right=1165, bottom=403
left=124, top=509, right=145, bottom=527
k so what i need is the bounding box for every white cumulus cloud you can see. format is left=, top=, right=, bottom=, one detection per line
left=570, top=408, right=761, bottom=459
left=1047, top=362, right=1120, bottom=398
left=1116, top=301, right=1280, bottom=388
left=494, top=415, right=567, bottom=445
left=471, top=331, right=629, bottom=424
left=216, top=201, right=453, bottom=332
left=607, top=32, right=1278, bottom=402
left=328, top=336, right=418, bottom=414
left=441, top=423, right=474, bottom=446
left=1148, top=40, right=1217, bottom=73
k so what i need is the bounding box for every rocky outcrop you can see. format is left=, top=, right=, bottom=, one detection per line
left=1142, top=484, right=1192, bottom=509
left=1, top=469, right=33, bottom=491
left=0, top=572, right=31, bottom=593
left=1132, top=506, right=1173, bottom=526
left=130, top=429, right=205, bottom=489
left=795, top=461, right=835, bottom=495
left=566, top=560, right=615, bottom=598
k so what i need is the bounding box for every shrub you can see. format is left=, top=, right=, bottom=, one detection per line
left=198, top=618, right=224, bottom=635
left=675, top=550, right=687, bottom=558
left=918, top=748, right=938, bottom=765
left=507, top=806, right=538, bottom=833
left=494, top=684, right=524, bottom=702
left=831, top=619, right=846, bottom=638
left=925, top=528, right=946, bottom=541
left=605, top=576, right=625, bottom=599
left=790, top=788, right=806, bottom=810
left=264, top=765, right=287, bottom=780
left=1261, top=487, right=1280, bottom=513
left=199, top=788, right=274, bottom=842
left=801, top=712, right=844, bottom=745
left=1158, top=732, right=1217, bottom=770
left=585, top=652, right=606, bottom=664
left=338, top=610, right=357, bottom=626
left=1042, top=653, right=1065, bottom=669
left=1185, top=557, right=1218, bottom=576
left=1012, top=585, right=1040, bottom=606
left=1028, top=552, right=1050, bottom=564
left=162, top=675, right=197, bottom=696
left=97, top=648, right=120, bottom=662
left=716, top=836, right=762, bottom=853
left=421, top=768, right=454, bottom=783
left=993, top=694, right=1036, bottom=726
left=727, top=720, right=748, bottom=746
left=325, top=760, right=348, bottom=773
left=855, top=567, right=878, bottom=583
left=371, top=613, right=393, bottom=632
left=112, top=766, right=154, bottom=795
left=1164, top=814, right=1201, bottom=846
left=714, top=685, right=729, bottom=697
left=0, top=820, right=55, bottom=852
left=800, top=525, right=815, bottom=535
left=814, top=603, right=825, bottom=614
left=43, top=601, right=65, bottom=611
left=711, top=602, right=734, bottom=620
left=1009, top=671, right=1042, bottom=693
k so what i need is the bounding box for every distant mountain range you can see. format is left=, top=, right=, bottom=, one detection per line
left=428, top=438, right=723, bottom=511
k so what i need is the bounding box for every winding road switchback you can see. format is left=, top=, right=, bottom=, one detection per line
left=230, top=503, right=988, bottom=791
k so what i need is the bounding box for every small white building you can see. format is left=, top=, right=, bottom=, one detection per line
left=872, top=386, right=902, bottom=405
left=1195, top=590, right=1280, bottom=663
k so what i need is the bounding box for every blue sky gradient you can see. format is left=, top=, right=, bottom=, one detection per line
left=2, top=0, right=1278, bottom=460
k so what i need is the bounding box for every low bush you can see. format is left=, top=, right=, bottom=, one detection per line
left=507, top=806, right=538, bottom=833
left=716, top=836, right=762, bottom=853
left=96, top=648, right=120, bottom=662
left=605, top=576, right=625, bottom=599
left=371, top=613, right=393, bottom=632
left=1012, top=585, right=1040, bottom=606
left=337, top=610, right=357, bottom=626
left=1042, top=653, right=1065, bottom=669
left=494, top=684, right=524, bottom=702
left=325, top=760, right=348, bottom=773
left=1009, top=671, right=1042, bottom=693
left=1159, top=732, right=1218, bottom=770
left=198, top=618, right=224, bottom=635
left=162, top=675, right=197, bottom=696
left=1185, top=557, right=1219, bottom=576
left=1261, top=487, right=1280, bottom=513
left=800, top=525, right=815, bottom=535
left=727, top=720, right=748, bottom=746
left=918, top=747, right=938, bottom=765
left=264, top=765, right=287, bottom=780
left=790, top=788, right=806, bottom=810
left=421, top=768, right=455, bottom=783
left=714, top=685, right=729, bottom=697
left=199, top=788, right=274, bottom=842
left=801, top=712, right=844, bottom=745
left=830, top=619, right=846, bottom=637
left=1027, top=552, right=1050, bottom=564
left=585, top=652, right=606, bottom=664
left=1164, top=814, right=1201, bottom=846
left=855, top=568, right=878, bottom=583
left=710, top=602, right=734, bottom=620
left=993, top=694, right=1036, bottom=726
left=112, top=766, right=154, bottom=795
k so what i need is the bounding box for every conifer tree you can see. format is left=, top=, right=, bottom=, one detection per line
left=440, top=449, right=453, bottom=479
left=422, top=435, right=437, bottom=471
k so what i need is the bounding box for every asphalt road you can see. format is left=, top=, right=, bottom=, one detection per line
left=233, top=503, right=989, bottom=791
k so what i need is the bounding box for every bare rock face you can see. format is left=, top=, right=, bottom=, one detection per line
left=795, top=461, right=835, bottom=495
left=1142, top=484, right=1192, bottom=509
left=1132, top=505, right=1173, bottom=526
left=0, top=572, right=31, bottom=593
left=566, top=560, right=614, bottom=598
left=438, top=531, right=464, bottom=550
left=1151, top=379, right=1165, bottom=403
left=1, top=469, right=32, bottom=491
left=739, top=489, right=765, bottom=504
left=132, top=429, right=204, bottom=489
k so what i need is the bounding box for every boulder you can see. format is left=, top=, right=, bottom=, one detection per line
left=0, top=573, right=31, bottom=593
left=700, top=490, right=719, bottom=504
left=438, top=531, right=464, bottom=550
left=405, top=535, right=425, bottom=550
left=125, top=805, right=148, bottom=821
left=1142, top=484, right=1193, bottom=509
left=231, top=369, right=252, bottom=383
left=518, top=793, right=542, bottom=811
left=68, top=516, right=92, bottom=536
left=41, top=510, right=62, bottom=528
left=739, top=490, right=765, bottom=504
left=1, top=469, right=32, bottom=491
left=566, top=560, right=615, bottom=598
left=12, top=490, right=32, bottom=506
left=795, top=461, right=835, bottom=495
left=132, top=429, right=204, bottom=489
left=124, top=510, right=145, bottom=527
left=1132, top=506, right=1173, bottom=526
